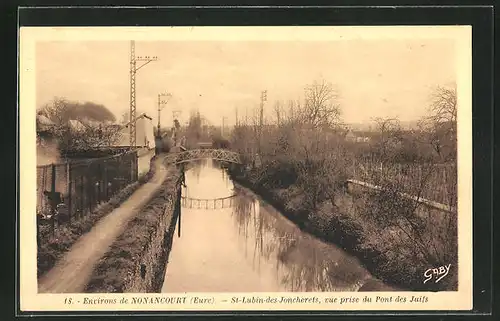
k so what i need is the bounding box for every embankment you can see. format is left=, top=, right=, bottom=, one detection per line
left=227, top=165, right=457, bottom=292
left=85, top=163, right=182, bottom=293
left=37, top=161, right=156, bottom=279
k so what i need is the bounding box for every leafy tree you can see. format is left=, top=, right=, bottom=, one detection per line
left=37, top=97, right=122, bottom=154
left=38, top=97, right=116, bottom=124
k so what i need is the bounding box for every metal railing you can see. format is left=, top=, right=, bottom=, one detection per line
left=350, top=158, right=457, bottom=209
left=181, top=194, right=237, bottom=210
left=163, top=149, right=242, bottom=165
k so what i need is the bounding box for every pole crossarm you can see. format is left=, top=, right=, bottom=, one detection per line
left=163, top=149, right=242, bottom=165
left=134, top=58, right=157, bottom=72
left=129, top=40, right=158, bottom=148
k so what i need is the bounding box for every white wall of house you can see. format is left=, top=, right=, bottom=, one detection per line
left=116, top=117, right=155, bottom=148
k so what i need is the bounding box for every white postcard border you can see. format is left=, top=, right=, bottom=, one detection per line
left=19, top=26, right=473, bottom=312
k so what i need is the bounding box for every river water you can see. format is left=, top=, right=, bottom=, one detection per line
left=161, top=159, right=389, bottom=293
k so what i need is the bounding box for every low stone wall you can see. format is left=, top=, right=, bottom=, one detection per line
left=85, top=166, right=182, bottom=293
left=126, top=184, right=181, bottom=292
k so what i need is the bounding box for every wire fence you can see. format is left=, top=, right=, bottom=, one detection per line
left=36, top=150, right=141, bottom=246
left=350, top=158, right=457, bottom=208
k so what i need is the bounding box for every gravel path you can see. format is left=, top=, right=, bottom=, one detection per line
left=38, top=157, right=170, bottom=293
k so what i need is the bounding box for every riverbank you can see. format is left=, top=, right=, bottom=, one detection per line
left=227, top=165, right=457, bottom=292
left=37, top=160, right=156, bottom=279
left=85, top=163, right=182, bottom=293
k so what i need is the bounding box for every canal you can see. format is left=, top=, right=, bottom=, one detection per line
left=161, top=159, right=391, bottom=292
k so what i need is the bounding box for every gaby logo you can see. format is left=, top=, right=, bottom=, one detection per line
left=423, top=264, right=451, bottom=284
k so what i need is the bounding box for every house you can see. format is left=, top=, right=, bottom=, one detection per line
left=36, top=114, right=55, bottom=132
left=345, top=130, right=371, bottom=143
left=115, top=117, right=155, bottom=148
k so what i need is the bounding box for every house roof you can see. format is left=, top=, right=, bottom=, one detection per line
left=36, top=114, right=55, bottom=126
left=68, top=119, right=85, bottom=130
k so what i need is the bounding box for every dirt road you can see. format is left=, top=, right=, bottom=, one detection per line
left=38, top=157, right=170, bottom=293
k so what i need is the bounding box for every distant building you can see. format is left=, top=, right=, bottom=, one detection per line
left=345, top=130, right=371, bottom=143
left=115, top=117, right=155, bottom=148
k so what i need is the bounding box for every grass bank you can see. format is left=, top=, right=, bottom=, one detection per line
left=84, top=166, right=182, bottom=293
left=37, top=157, right=157, bottom=279
left=227, top=165, right=457, bottom=292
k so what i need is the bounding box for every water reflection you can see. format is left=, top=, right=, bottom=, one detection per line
left=181, top=194, right=237, bottom=210
left=162, top=159, right=376, bottom=293
left=232, top=188, right=372, bottom=292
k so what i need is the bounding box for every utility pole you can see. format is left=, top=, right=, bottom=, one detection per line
left=222, top=116, right=226, bottom=137
left=129, top=40, right=158, bottom=149
left=157, top=92, right=172, bottom=136
left=258, top=90, right=267, bottom=157
left=260, top=90, right=267, bottom=128
left=235, top=106, right=239, bottom=127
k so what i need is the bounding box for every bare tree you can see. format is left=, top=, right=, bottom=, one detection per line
left=429, top=85, right=457, bottom=128
left=184, top=111, right=202, bottom=148
left=301, top=80, right=341, bottom=129
left=273, top=100, right=284, bottom=127
left=38, top=97, right=74, bottom=126
left=372, top=117, right=403, bottom=163
left=286, top=100, right=296, bottom=123
left=417, top=85, right=457, bottom=162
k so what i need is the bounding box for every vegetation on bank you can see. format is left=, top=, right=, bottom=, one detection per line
left=37, top=158, right=157, bottom=279
left=228, top=165, right=456, bottom=291
left=226, top=79, right=458, bottom=291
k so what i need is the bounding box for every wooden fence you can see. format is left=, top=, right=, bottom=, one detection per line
left=351, top=159, right=457, bottom=208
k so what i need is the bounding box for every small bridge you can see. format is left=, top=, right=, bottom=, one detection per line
left=163, top=149, right=242, bottom=165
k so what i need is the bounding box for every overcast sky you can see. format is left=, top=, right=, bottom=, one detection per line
left=36, top=39, right=456, bottom=126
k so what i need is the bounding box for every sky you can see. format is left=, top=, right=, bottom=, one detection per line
left=36, top=38, right=456, bottom=127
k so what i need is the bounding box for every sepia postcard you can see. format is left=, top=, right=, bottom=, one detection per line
left=19, top=26, right=472, bottom=312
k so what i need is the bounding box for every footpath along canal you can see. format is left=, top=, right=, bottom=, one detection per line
left=161, top=159, right=393, bottom=292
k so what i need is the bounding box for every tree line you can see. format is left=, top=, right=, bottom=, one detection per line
left=37, top=97, right=123, bottom=157
left=225, top=79, right=458, bottom=291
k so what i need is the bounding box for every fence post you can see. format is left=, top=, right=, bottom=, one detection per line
left=50, top=163, right=56, bottom=237
left=177, top=179, right=182, bottom=238
left=67, top=162, right=72, bottom=223
left=36, top=213, right=40, bottom=250
left=97, top=162, right=102, bottom=204
left=103, top=160, right=108, bottom=201
left=80, top=175, right=84, bottom=218
left=130, top=152, right=134, bottom=183
left=135, top=151, right=139, bottom=182
left=89, top=167, right=95, bottom=213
